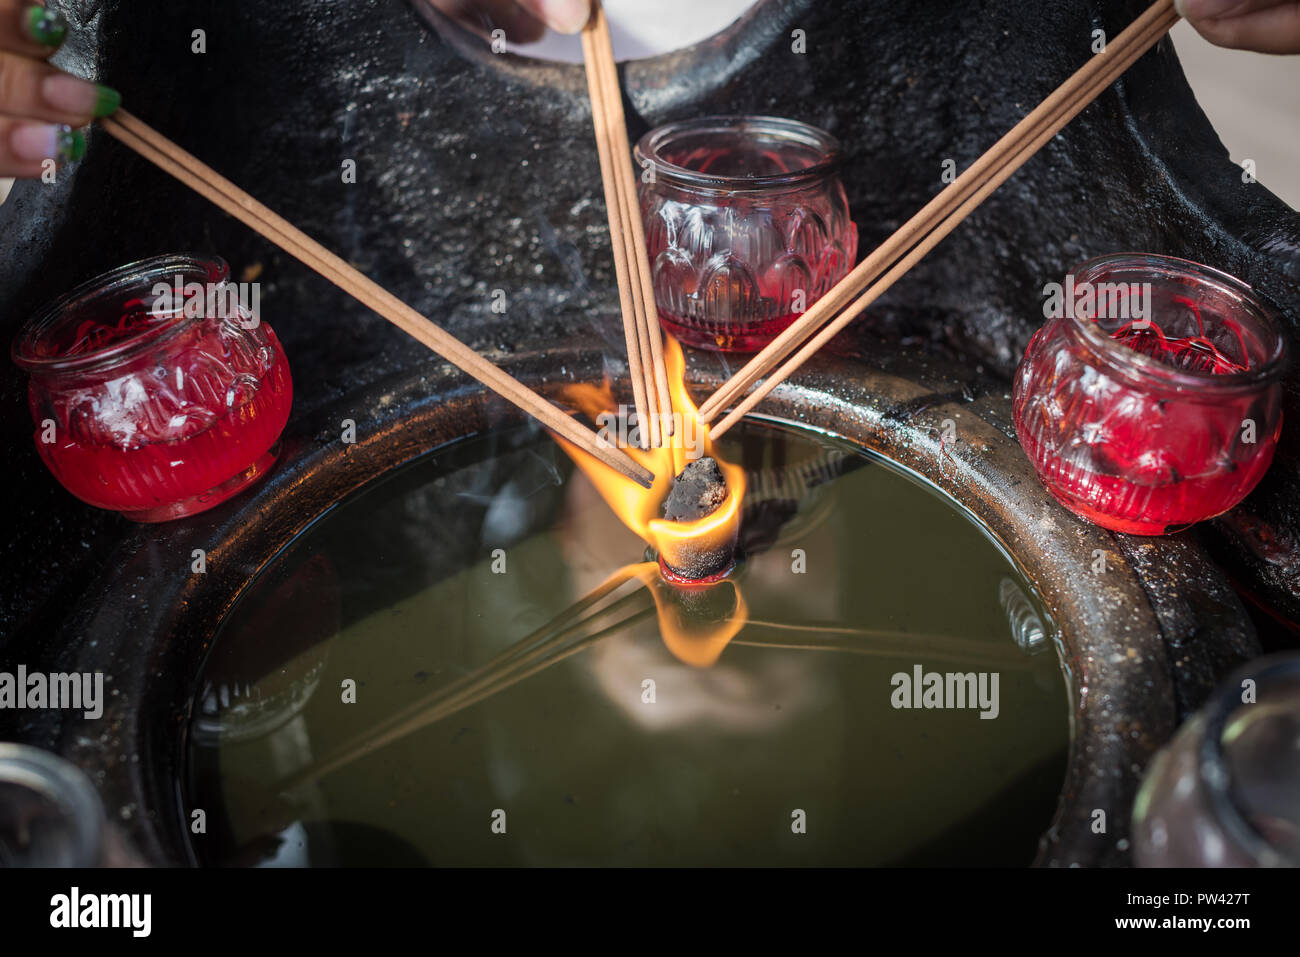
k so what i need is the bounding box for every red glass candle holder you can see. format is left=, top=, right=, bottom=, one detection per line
left=11, top=254, right=293, bottom=522
left=634, top=116, right=857, bottom=352
left=1013, top=253, right=1287, bottom=536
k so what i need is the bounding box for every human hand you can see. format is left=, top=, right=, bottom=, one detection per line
left=428, top=0, right=592, bottom=44
left=0, top=2, right=118, bottom=178
left=1176, top=0, right=1300, bottom=54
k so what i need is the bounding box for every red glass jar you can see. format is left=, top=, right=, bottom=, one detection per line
left=634, top=116, right=857, bottom=352
left=1013, top=253, right=1287, bottom=535
left=12, top=254, right=293, bottom=522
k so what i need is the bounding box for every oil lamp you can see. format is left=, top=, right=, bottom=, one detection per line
left=11, top=254, right=293, bottom=522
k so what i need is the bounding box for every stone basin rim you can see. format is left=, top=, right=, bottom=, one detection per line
left=51, top=345, right=1239, bottom=867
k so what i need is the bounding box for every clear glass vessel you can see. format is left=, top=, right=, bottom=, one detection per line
left=1012, top=253, right=1286, bottom=535
left=1132, top=653, right=1300, bottom=867
left=12, top=254, right=293, bottom=522
left=635, top=116, right=857, bottom=352
left=0, top=743, right=106, bottom=867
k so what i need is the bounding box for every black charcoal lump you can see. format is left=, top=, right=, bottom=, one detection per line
left=663, top=457, right=728, bottom=522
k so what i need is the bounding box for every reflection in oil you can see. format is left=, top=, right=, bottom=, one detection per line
left=185, top=421, right=1070, bottom=866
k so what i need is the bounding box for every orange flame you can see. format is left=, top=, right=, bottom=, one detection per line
left=556, top=337, right=748, bottom=667
left=629, top=563, right=748, bottom=668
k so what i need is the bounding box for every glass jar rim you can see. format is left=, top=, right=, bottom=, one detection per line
left=11, top=253, right=230, bottom=375
left=633, top=115, right=843, bottom=192
left=0, top=743, right=105, bottom=866
left=1063, top=252, right=1288, bottom=392
left=1199, top=653, right=1300, bottom=867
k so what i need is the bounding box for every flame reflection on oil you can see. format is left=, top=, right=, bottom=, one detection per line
left=554, top=337, right=748, bottom=667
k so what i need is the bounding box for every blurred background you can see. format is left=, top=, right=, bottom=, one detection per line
left=1169, top=19, right=1299, bottom=209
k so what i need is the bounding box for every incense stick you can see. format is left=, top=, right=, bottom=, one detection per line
left=580, top=22, right=656, bottom=446
left=98, top=111, right=654, bottom=489
left=698, top=0, right=1179, bottom=432
left=281, top=566, right=655, bottom=791
left=592, top=3, right=674, bottom=441
left=736, top=619, right=1040, bottom=669
left=582, top=0, right=674, bottom=445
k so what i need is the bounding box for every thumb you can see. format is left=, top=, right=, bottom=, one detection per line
left=517, top=0, right=593, bottom=34
left=1175, top=0, right=1300, bottom=54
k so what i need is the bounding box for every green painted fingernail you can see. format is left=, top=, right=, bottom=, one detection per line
left=55, top=126, right=85, bottom=163
left=92, top=84, right=120, bottom=118
left=23, top=5, right=68, bottom=48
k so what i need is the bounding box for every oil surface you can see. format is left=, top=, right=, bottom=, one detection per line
left=185, top=421, right=1070, bottom=866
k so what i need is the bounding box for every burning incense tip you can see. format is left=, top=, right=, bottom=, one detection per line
left=663, top=456, right=728, bottom=522
left=659, top=456, right=736, bottom=580
left=556, top=336, right=745, bottom=584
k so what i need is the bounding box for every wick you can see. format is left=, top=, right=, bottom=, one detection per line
left=657, top=554, right=736, bottom=586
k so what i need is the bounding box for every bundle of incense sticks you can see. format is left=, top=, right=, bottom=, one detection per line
left=580, top=0, right=674, bottom=449
left=696, top=0, right=1181, bottom=439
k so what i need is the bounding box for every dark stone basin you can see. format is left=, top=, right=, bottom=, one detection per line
left=0, top=0, right=1294, bottom=865
left=33, top=346, right=1258, bottom=866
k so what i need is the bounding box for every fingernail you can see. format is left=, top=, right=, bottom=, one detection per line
left=42, top=74, right=118, bottom=118
left=1175, top=0, right=1243, bottom=18
left=10, top=123, right=83, bottom=163
left=93, top=84, right=121, bottom=118
left=55, top=125, right=84, bottom=162
left=22, top=4, right=68, bottom=48
left=536, top=0, right=590, bottom=34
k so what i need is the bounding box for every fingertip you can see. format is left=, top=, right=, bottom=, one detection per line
left=21, top=3, right=69, bottom=49
left=1184, top=12, right=1300, bottom=53
left=1175, top=0, right=1245, bottom=19
left=526, top=0, right=592, bottom=35
left=9, top=122, right=57, bottom=161
left=8, top=121, right=84, bottom=171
